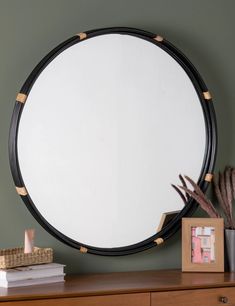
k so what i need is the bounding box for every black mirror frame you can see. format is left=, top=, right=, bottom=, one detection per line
left=9, top=27, right=217, bottom=256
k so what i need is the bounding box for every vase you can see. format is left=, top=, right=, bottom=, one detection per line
left=225, top=229, right=235, bottom=272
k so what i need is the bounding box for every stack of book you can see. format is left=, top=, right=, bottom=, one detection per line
left=0, top=263, right=65, bottom=288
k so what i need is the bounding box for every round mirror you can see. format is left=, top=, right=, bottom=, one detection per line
left=9, top=28, right=217, bottom=255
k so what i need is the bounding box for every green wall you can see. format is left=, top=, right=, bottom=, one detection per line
left=0, top=0, right=234, bottom=274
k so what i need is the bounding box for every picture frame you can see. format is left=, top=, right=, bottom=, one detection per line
left=182, top=218, right=224, bottom=272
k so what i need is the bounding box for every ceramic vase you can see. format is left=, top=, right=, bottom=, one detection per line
left=225, top=229, right=235, bottom=272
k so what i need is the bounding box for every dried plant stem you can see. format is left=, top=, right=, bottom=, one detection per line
left=179, top=174, right=190, bottom=201
left=219, top=172, right=234, bottom=228
left=225, top=167, right=233, bottom=215
left=179, top=185, right=219, bottom=218
left=213, top=174, right=234, bottom=229
left=184, top=175, right=210, bottom=205
left=172, top=168, right=235, bottom=230
left=232, top=168, right=235, bottom=200
left=171, top=184, right=187, bottom=205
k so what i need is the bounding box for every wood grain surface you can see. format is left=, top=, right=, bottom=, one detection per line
left=152, top=287, right=235, bottom=306
left=0, top=293, right=149, bottom=306
left=1, top=270, right=235, bottom=302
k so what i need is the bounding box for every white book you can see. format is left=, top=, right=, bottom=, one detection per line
left=0, top=275, right=65, bottom=288
left=0, top=275, right=64, bottom=288
left=0, top=263, right=65, bottom=282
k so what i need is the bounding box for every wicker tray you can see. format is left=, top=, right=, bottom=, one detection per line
left=0, top=247, right=53, bottom=269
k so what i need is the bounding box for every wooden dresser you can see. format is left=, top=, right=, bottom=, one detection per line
left=1, top=269, right=235, bottom=306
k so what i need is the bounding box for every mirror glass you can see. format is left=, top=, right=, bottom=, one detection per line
left=16, top=33, right=206, bottom=249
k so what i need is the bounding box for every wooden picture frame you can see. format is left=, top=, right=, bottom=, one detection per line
left=182, top=218, right=224, bottom=272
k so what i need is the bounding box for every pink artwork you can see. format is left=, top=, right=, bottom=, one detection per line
left=191, top=226, right=215, bottom=263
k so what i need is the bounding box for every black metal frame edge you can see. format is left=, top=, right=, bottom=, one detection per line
left=8, top=27, right=217, bottom=256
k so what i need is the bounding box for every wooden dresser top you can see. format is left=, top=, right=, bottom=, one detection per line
left=1, top=269, right=235, bottom=302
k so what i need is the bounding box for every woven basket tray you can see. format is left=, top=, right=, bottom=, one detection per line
left=0, top=247, right=53, bottom=269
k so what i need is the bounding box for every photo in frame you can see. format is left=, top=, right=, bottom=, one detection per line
left=182, top=218, right=224, bottom=272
